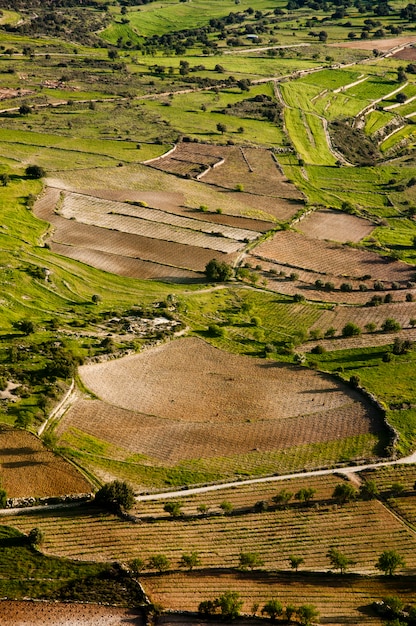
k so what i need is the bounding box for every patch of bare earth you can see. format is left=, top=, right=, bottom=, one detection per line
left=333, top=35, right=416, bottom=51
left=0, top=426, right=91, bottom=498
left=252, top=231, right=415, bottom=284
left=0, top=601, right=143, bottom=626
left=393, top=47, right=416, bottom=61
left=57, top=337, right=384, bottom=465
left=298, top=208, right=374, bottom=243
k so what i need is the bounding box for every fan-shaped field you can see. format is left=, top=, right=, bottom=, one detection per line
left=252, top=231, right=415, bottom=285
left=54, top=337, right=385, bottom=483
left=77, top=337, right=381, bottom=427
left=0, top=426, right=91, bottom=499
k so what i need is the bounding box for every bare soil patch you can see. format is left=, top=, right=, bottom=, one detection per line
left=393, top=47, right=416, bottom=61
left=334, top=35, right=416, bottom=51
left=253, top=231, right=415, bottom=285
left=58, top=337, right=385, bottom=468
left=78, top=337, right=380, bottom=425
left=0, top=601, right=142, bottom=626
left=0, top=426, right=91, bottom=498
left=58, top=394, right=376, bottom=465
left=298, top=208, right=374, bottom=243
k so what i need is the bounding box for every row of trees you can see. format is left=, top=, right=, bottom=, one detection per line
left=198, top=591, right=319, bottom=625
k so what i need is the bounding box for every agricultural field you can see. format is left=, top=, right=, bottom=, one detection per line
left=1, top=0, right=416, bottom=623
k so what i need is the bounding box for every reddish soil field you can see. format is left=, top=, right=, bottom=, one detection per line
left=334, top=35, right=416, bottom=51
left=393, top=47, right=416, bottom=61
left=298, top=208, right=374, bottom=243
left=252, top=231, right=415, bottom=285
left=0, top=426, right=91, bottom=498
left=0, top=601, right=142, bottom=625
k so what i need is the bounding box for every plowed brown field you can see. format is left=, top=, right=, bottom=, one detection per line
left=298, top=208, right=374, bottom=243
left=253, top=231, right=415, bottom=285
left=56, top=338, right=384, bottom=468
left=0, top=426, right=91, bottom=498
left=0, top=601, right=143, bottom=626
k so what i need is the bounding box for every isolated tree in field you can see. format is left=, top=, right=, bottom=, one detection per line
left=342, top=322, right=361, bottom=337
left=333, top=482, right=357, bottom=505
left=359, top=479, right=379, bottom=500
left=272, top=489, right=293, bottom=508
left=148, top=554, right=170, bottom=573
left=289, top=555, right=304, bottom=572
left=397, top=66, right=407, bottom=82
left=91, top=294, right=102, bottom=304
left=95, top=480, right=135, bottom=512
left=390, top=482, right=405, bottom=497
left=326, top=547, right=354, bottom=574
left=261, top=599, right=283, bottom=621
left=129, top=558, right=145, bottom=575
left=297, top=604, right=320, bottom=625
left=295, top=487, right=316, bottom=505
left=180, top=551, right=201, bottom=571
left=220, top=500, right=233, bottom=514
left=205, top=258, right=233, bottom=282
left=376, top=550, right=405, bottom=576
left=239, top=551, right=264, bottom=571
left=25, top=164, right=46, bottom=179
left=198, top=599, right=217, bottom=617
left=0, top=173, right=10, bottom=186
left=217, top=591, right=243, bottom=619
left=164, top=501, right=183, bottom=517
left=19, top=104, right=32, bottom=115
left=28, top=527, right=44, bottom=546
left=217, top=122, right=227, bottom=134
left=381, top=317, right=401, bottom=333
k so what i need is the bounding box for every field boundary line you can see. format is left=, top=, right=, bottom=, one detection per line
left=37, top=378, right=75, bottom=436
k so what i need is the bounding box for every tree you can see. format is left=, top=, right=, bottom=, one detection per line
left=297, top=604, right=320, bottom=625
left=91, top=294, right=102, bottom=304
left=95, top=480, right=135, bottom=512
left=332, top=482, right=357, bottom=505
left=239, top=551, right=264, bottom=571
left=25, top=164, right=46, bottom=179
left=180, top=551, right=201, bottom=571
left=295, top=487, right=316, bottom=505
left=28, top=527, right=44, bottom=546
left=164, top=501, right=183, bottom=517
left=376, top=550, right=405, bottom=576
left=261, top=599, right=283, bottom=621
left=205, top=258, right=233, bottom=282
left=130, top=557, right=145, bottom=575
left=0, top=488, right=7, bottom=508
left=148, top=554, right=170, bottom=573
left=342, top=322, right=361, bottom=337
left=0, top=173, right=10, bottom=186
left=326, top=547, right=354, bottom=574
left=19, top=104, right=32, bottom=115
left=381, top=318, right=401, bottom=333
left=220, top=500, right=233, bottom=514
left=396, top=92, right=407, bottom=103
left=217, top=122, right=227, bottom=134
left=289, top=555, right=304, bottom=572
left=359, top=479, right=379, bottom=500
left=397, top=66, right=407, bottom=82
left=217, top=591, right=243, bottom=619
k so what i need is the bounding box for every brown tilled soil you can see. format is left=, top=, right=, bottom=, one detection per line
left=0, top=601, right=143, bottom=625
left=393, top=47, right=416, bottom=60
left=252, top=231, right=416, bottom=285
left=0, top=426, right=91, bottom=498
left=58, top=337, right=384, bottom=464
left=298, top=208, right=375, bottom=243
left=333, top=35, right=416, bottom=51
